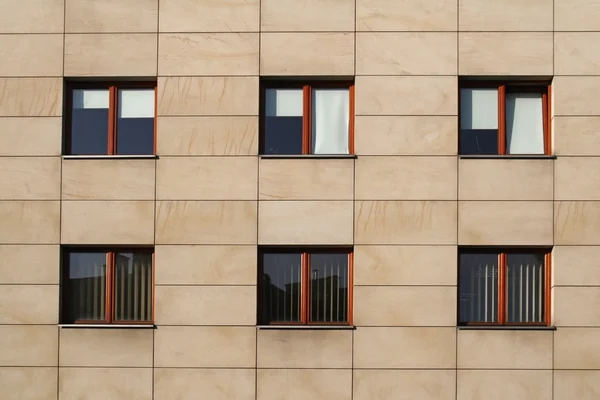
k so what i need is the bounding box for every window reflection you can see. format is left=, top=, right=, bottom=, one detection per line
left=116, top=89, right=155, bottom=155
left=70, top=89, right=109, bottom=155
left=459, top=253, right=499, bottom=323
left=66, top=252, right=107, bottom=322
left=261, top=253, right=302, bottom=323
left=309, top=253, right=348, bottom=323
left=264, top=88, right=303, bottom=155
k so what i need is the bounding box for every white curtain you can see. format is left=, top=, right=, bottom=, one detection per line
left=506, top=93, right=544, bottom=154
left=460, top=88, right=498, bottom=130
left=265, top=89, right=303, bottom=117
left=118, top=89, right=155, bottom=119
left=73, top=89, right=109, bottom=109
left=311, top=89, right=349, bottom=154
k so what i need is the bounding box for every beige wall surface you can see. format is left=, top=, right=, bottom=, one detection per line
left=0, top=0, right=598, bottom=399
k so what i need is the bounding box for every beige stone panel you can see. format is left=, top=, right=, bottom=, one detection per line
left=356, top=0, right=457, bottom=31
left=0, top=367, right=57, bottom=400
left=459, top=0, right=552, bottom=31
left=554, top=117, right=600, bottom=156
left=0, top=78, right=61, bottom=117
left=155, top=245, right=256, bottom=285
left=158, top=77, right=258, bottom=116
left=0, top=245, right=58, bottom=284
left=159, top=0, right=259, bottom=32
left=457, top=370, right=552, bottom=400
left=59, top=329, right=152, bottom=367
left=355, top=201, right=457, bottom=245
left=556, top=158, right=600, bottom=200
left=0, top=117, right=62, bottom=156
left=66, top=0, right=158, bottom=32
left=555, top=33, right=600, bottom=75
left=155, top=286, right=255, bottom=325
left=356, top=33, right=457, bottom=75
left=354, top=327, right=456, bottom=368
left=260, top=33, right=354, bottom=76
left=154, top=326, right=256, bottom=367
left=0, top=201, right=60, bottom=244
left=555, top=202, right=600, bottom=245
left=459, top=201, right=553, bottom=245
left=355, top=76, right=457, bottom=116
left=155, top=201, right=257, bottom=244
left=258, top=201, right=353, bottom=245
left=555, top=371, right=600, bottom=400
left=355, top=116, right=457, bottom=155
left=0, top=157, right=60, bottom=200
left=64, top=34, right=157, bottom=76
left=157, top=116, right=258, bottom=156
left=555, top=0, right=600, bottom=31
left=159, top=33, right=258, bottom=76
left=554, top=246, right=600, bottom=286
left=459, top=33, right=553, bottom=76
left=457, top=330, right=552, bottom=369
left=354, top=286, right=456, bottom=326
left=59, top=368, right=152, bottom=400
left=155, top=368, right=255, bottom=400
left=459, top=159, right=553, bottom=201
left=156, top=157, right=257, bottom=200
left=0, top=35, right=62, bottom=76
left=61, top=201, right=154, bottom=244
left=356, top=156, right=457, bottom=200
left=257, top=369, right=352, bottom=400
left=555, top=328, right=600, bottom=369
left=553, top=77, right=600, bottom=116
left=554, top=287, right=600, bottom=327
left=0, top=0, right=63, bottom=33
left=354, top=370, right=456, bottom=400
left=261, top=0, right=353, bottom=31
left=0, top=325, right=57, bottom=366
left=0, top=285, right=58, bottom=324
left=259, top=159, right=354, bottom=200
left=354, top=246, right=456, bottom=286
left=62, top=159, right=155, bottom=201
left=257, top=329, right=352, bottom=368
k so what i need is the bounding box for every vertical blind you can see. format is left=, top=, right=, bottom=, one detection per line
left=113, top=252, right=153, bottom=322
left=506, top=253, right=545, bottom=323
left=459, top=253, right=499, bottom=323
left=309, top=253, right=348, bottom=323
left=261, top=253, right=302, bottom=323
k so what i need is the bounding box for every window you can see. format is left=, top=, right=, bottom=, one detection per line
left=65, top=82, right=156, bottom=155
left=258, top=248, right=353, bottom=325
left=458, top=249, right=551, bottom=326
left=260, top=82, right=354, bottom=155
left=460, top=82, right=551, bottom=155
left=62, top=248, right=154, bottom=324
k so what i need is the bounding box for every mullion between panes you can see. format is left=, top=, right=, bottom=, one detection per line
left=498, top=85, right=506, bottom=155
left=498, top=252, right=507, bottom=325
left=301, top=252, right=310, bottom=324
left=105, top=252, right=114, bottom=323
left=302, top=85, right=311, bottom=155
left=107, top=86, right=117, bottom=155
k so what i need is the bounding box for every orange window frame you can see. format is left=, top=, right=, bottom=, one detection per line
left=258, top=248, right=354, bottom=326
left=65, top=82, right=158, bottom=155
left=259, top=81, right=355, bottom=155
left=459, top=82, right=552, bottom=155
left=62, top=248, right=155, bottom=325
left=458, top=249, right=551, bottom=327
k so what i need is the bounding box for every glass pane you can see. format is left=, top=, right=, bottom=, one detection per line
left=261, top=253, right=302, bottom=323
left=506, top=93, right=544, bottom=155
left=309, top=253, right=348, bottom=323
left=116, top=89, right=155, bottom=155
left=459, top=253, right=499, bottom=323
left=65, top=252, right=107, bottom=323
left=264, top=89, right=303, bottom=155
left=311, top=89, right=349, bottom=154
left=507, top=253, right=545, bottom=323
left=70, top=89, right=109, bottom=155
left=114, top=252, right=153, bottom=322
left=460, top=88, right=499, bottom=155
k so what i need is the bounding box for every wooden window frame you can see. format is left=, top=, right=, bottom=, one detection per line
left=458, top=248, right=551, bottom=327
left=459, top=81, right=552, bottom=155
left=259, top=81, right=355, bottom=155
left=61, top=247, right=155, bottom=325
left=258, top=248, right=353, bottom=326
left=65, top=81, right=158, bottom=155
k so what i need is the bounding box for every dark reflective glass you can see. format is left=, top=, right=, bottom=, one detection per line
left=116, top=118, right=154, bottom=155
left=261, top=253, right=302, bottom=323
left=65, top=252, right=107, bottom=323
left=507, top=253, right=545, bottom=323
left=70, top=108, right=109, bottom=155
left=114, top=252, right=153, bottom=322
left=264, top=117, right=303, bottom=155
left=459, top=253, right=499, bottom=324
left=460, top=129, right=498, bottom=155
left=309, top=253, right=348, bottom=323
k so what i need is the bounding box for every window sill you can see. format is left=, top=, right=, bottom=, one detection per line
left=459, top=155, right=556, bottom=160
left=257, top=325, right=356, bottom=330
left=457, top=325, right=556, bottom=331
left=259, top=154, right=357, bottom=160
left=59, top=324, right=156, bottom=329
left=62, top=155, right=159, bottom=160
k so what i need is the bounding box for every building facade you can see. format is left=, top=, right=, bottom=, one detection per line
left=0, top=0, right=599, bottom=399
